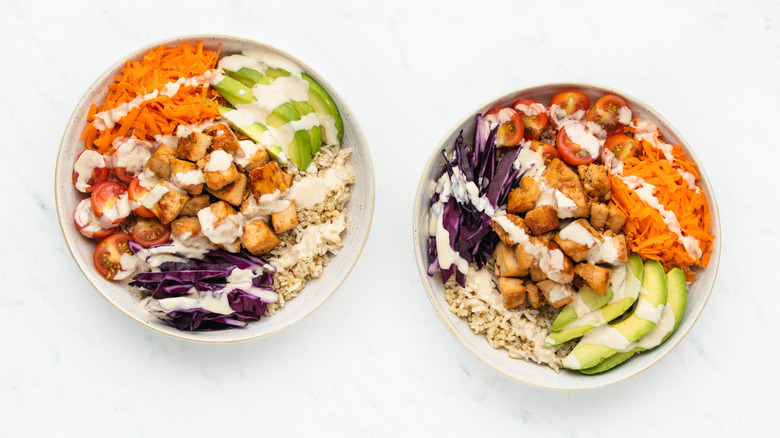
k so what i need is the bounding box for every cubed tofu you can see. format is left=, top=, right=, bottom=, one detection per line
left=542, top=159, right=589, bottom=217
left=207, top=173, right=248, bottom=207
left=271, top=200, right=299, bottom=233
left=170, top=158, right=204, bottom=195
left=537, top=280, right=574, bottom=308
left=179, top=194, right=211, bottom=217
left=590, top=202, right=609, bottom=230
left=176, top=131, right=211, bottom=162
left=578, top=163, right=611, bottom=201
left=588, top=231, right=629, bottom=264
left=219, top=238, right=242, bottom=253
left=498, top=277, right=526, bottom=309
left=529, top=266, right=548, bottom=282
left=514, top=243, right=537, bottom=270
left=542, top=242, right=575, bottom=284
left=205, top=123, right=241, bottom=155
left=144, top=144, right=176, bottom=179
left=495, top=241, right=527, bottom=277
left=150, top=181, right=190, bottom=224
left=197, top=151, right=240, bottom=191
left=525, top=280, right=542, bottom=308
left=491, top=214, right=527, bottom=245
left=524, top=205, right=560, bottom=235
left=170, top=216, right=202, bottom=239
left=554, top=219, right=601, bottom=262
left=241, top=218, right=281, bottom=255
left=507, top=176, right=540, bottom=213
left=236, top=140, right=271, bottom=173
left=574, top=263, right=613, bottom=295
left=607, top=202, right=628, bottom=233
left=248, top=161, right=292, bottom=199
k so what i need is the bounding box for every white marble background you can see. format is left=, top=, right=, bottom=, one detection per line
left=1, top=0, right=777, bottom=436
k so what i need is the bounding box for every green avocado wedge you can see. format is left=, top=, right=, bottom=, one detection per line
left=266, top=102, right=312, bottom=171
left=562, top=260, right=668, bottom=370
left=292, top=100, right=323, bottom=155
left=212, top=76, right=257, bottom=106
left=226, top=67, right=271, bottom=87
left=579, top=267, right=687, bottom=374
left=302, top=73, right=343, bottom=146
left=218, top=105, right=286, bottom=165
left=545, top=254, right=644, bottom=346
left=551, top=285, right=614, bottom=331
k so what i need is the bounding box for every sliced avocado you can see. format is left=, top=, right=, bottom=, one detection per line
left=551, top=286, right=614, bottom=331
left=266, top=102, right=312, bottom=170
left=226, top=67, right=272, bottom=87
left=266, top=67, right=291, bottom=79
left=292, top=100, right=322, bottom=154
left=562, top=260, right=668, bottom=370
left=545, top=254, right=644, bottom=346
left=218, top=105, right=286, bottom=165
left=579, top=267, right=687, bottom=374
left=212, top=76, right=256, bottom=106
left=302, top=73, right=343, bottom=146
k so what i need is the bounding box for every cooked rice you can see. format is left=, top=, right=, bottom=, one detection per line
left=265, top=145, right=354, bottom=316
left=443, top=260, right=575, bottom=371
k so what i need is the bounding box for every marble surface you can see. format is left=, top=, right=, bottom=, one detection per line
left=1, top=0, right=777, bottom=436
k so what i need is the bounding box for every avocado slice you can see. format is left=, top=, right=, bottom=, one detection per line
left=546, top=254, right=644, bottom=346
left=302, top=73, right=343, bottom=146
left=226, top=67, right=272, bottom=87
left=579, top=267, right=687, bottom=374
left=551, top=285, right=614, bottom=331
left=562, top=260, right=668, bottom=370
left=266, top=102, right=312, bottom=170
left=292, top=100, right=323, bottom=154
left=266, top=67, right=291, bottom=79
left=212, top=76, right=257, bottom=106
left=218, top=105, right=286, bottom=165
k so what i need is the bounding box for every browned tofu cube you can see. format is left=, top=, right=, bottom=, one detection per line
left=498, top=277, right=526, bottom=309
left=248, top=161, right=291, bottom=199
left=218, top=238, right=242, bottom=253
left=170, top=158, right=204, bottom=195
left=208, top=173, right=248, bottom=207
left=495, top=241, right=527, bottom=277
left=176, top=131, right=211, bottom=162
left=607, top=202, right=628, bottom=233
left=574, top=263, right=613, bottom=295
left=590, top=202, right=609, bottom=230
left=541, top=242, right=575, bottom=284
left=241, top=219, right=281, bottom=255
left=271, top=200, right=298, bottom=233
left=578, top=163, right=611, bottom=201
left=554, top=219, right=600, bottom=262
left=525, top=205, right=560, bottom=235
left=491, top=214, right=527, bottom=246
left=170, top=216, right=202, bottom=239
left=529, top=266, right=548, bottom=282
left=525, top=281, right=542, bottom=308
left=197, top=150, right=240, bottom=191
left=179, top=194, right=211, bottom=217
left=144, top=144, right=176, bottom=179
left=542, top=159, right=589, bottom=218
left=236, top=140, right=271, bottom=173
left=537, top=280, right=574, bottom=308
left=514, top=243, right=537, bottom=270
left=150, top=181, right=190, bottom=224
left=205, top=124, right=241, bottom=155
left=507, top=176, right=540, bottom=214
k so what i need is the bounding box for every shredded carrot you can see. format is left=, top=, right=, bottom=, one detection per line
left=611, top=135, right=715, bottom=281
left=81, top=42, right=220, bottom=153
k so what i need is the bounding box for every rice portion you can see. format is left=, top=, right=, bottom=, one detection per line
left=443, top=262, right=574, bottom=371
left=265, top=146, right=355, bottom=315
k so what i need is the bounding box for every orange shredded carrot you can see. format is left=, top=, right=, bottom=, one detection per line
left=611, top=133, right=715, bottom=281
left=80, top=42, right=220, bottom=153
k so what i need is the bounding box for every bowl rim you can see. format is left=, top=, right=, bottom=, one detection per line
left=412, top=82, right=720, bottom=389
left=55, top=33, right=375, bottom=343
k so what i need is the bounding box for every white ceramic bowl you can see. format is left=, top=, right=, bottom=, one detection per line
left=413, top=83, right=720, bottom=389
left=55, top=35, right=374, bottom=342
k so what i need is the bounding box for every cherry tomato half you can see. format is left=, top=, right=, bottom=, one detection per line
left=114, top=167, right=135, bottom=184
left=112, top=138, right=153, bottom=183
left=548, top=90, right=590, bottom=128
left=527, top=140, right=560, bottom=165
left=604, top=133, right=638, bottom=161
left=128, top=177, right=155, bottom=218
left=91, top=181, right=130, bottom=226
left=556, top=122, right=600, bottom=166
left=132, top=218, right=171, bottom=247
left=484, top=107, right=524, bottom=147
left=72, top=150, right=109, bottom=193
left=512, top=98, right=548, bottom=140
left=74, top=199, right=116, bottom=239
left=93, top=233, right=134, bottom=280
left=586, top=94, right=632, bottom=136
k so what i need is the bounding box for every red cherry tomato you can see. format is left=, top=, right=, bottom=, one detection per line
left=93, top=233, right=134, bottom=280
left=72, top=150, right=109, bottom=193
left=548, top=90, right=590, bottom=128
left=586, top=94, right=632, bottom=136
left=604, top=133, right=638, bottom=161
left=74, top=199, right=115, bottom=239
left=556, top=123, right=600, bottom=166
left=132, top=218, right=171, bottom=247
left=111, top=138, right=153, bottom=183
left=527, top=140, right=560, bottom=165
left=90, top=181, right=129, bottom=226
left=484, top=107, right=524, bottom=147
left=128, top=177, right=156, bottom=218
left=512, top=98, right=548, bottom=140
left=114, top=166, right=135, bottom=184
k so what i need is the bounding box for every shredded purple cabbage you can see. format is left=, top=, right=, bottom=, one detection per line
left=427, top=114, right=524, bottom=287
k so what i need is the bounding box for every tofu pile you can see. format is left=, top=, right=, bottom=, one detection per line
left=492, top=158, right=629, bottom=310
left=142, top=123, right=298, bottom=256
